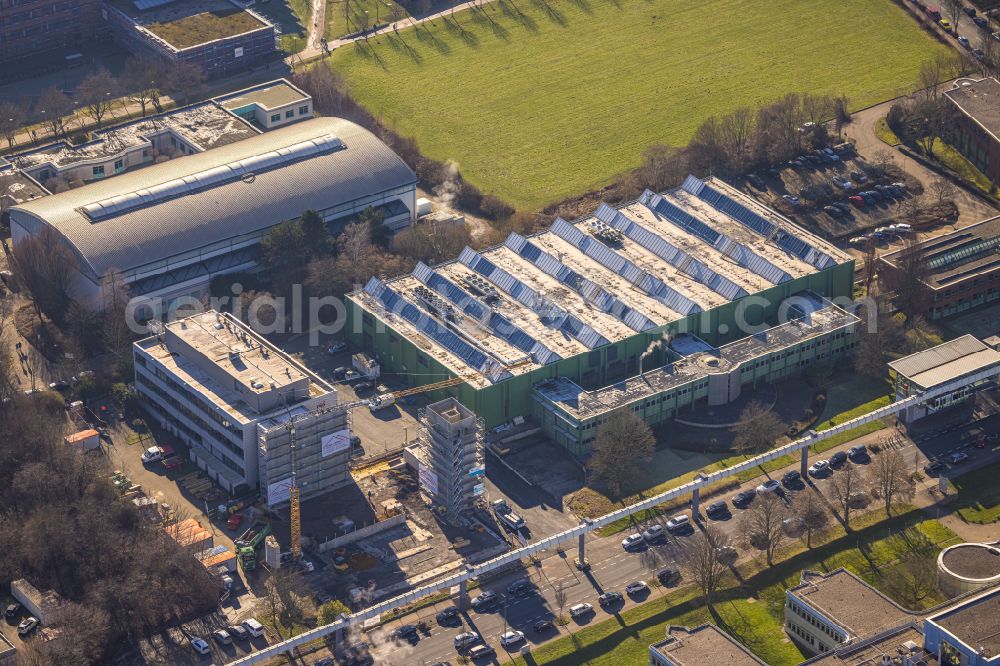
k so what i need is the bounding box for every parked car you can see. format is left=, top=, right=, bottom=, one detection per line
left=454, top=631, right=480, bottom=648
left=665, top=514, right=691, bottom=533
left=823, top=205, right=843, bottom=217
left=958, top=35, right=971, bottom=48
left=471, top=591, right=499, bottom=610
left=830, top=451, right=849, bottom=467
left=832, top=202, right=851, bottom=214
left=732, top=490, right=756, bottom=507
left=848, top=445, right=868, bottom=461
left=625, top=580, right=649, bottom=595
left=782, top=194, right=800, bottom=205
left=5, top=602, right=21, bottom=621
left=939, top=19, right=953, bottom=30
left=242, top=618, right=265, bottom=638
left=570, top=603, right=594, bottom=618
left=947, top=452, right=969, bottom=464
left=963, top=6, right=976, bottom=17
left=705, top=500, right=729, bottom=518
left=850, top=169, right=869, bottom=183
left=533, top=619, right=555, bottom=633
left=190, top=637, right=211, bottom=655
left=848, top=195, right=866, bottom=206
left=141, top=445, right=173, bottom=464
left=747, top=174, right=766, bottom=190
left=715, top=546, right=738, bottom=565
left=642, top=524, right=666, bottom=542
left=756, top=479, right=782, bottom=495
left=783, top=517, right=805, bottom=535
left=506, top=579, right=533, bottom=596
left=391, top=624, right=418, bottom=641
left=657, top=567, right=681, bottom=585
left=227, top=624, right=250, bottom=641
left=598, top=591, right=623, bottom=607
left=809, top=460, right=831, bottom=476
left=973, top=16, right=989, bottom=28
left=227, top=513, right=244, bottom=531
left=212, top=629, right=232, bottom=645
left=327, top=341, right=347, bottom=354
left=17, top=617, right=38, bottom=636
left=621, top=533, right=645, bottom=550
left=500, top=630, right=525, bottom=647
left=781, top=470, right=802, bottom=487
left=436, top=607, right=460, bottom=624
left=832, top=176, right=853, bottom=190
left=973, top=48, right=985, bottom=60
left=924, top=460, right=946, bottom=476
left=468, top=644, right=495, bottom=660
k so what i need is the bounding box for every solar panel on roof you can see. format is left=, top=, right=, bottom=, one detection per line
left=504, top=233, right=656, bottom=332
left=364, top=277, right=511, bottom=381
left=458, top=247, right=610, bottom=349
left=599, top=208, right=748, bottom=300
left=412, top=262, right=559, bottom=365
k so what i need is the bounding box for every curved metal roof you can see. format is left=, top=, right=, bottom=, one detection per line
left=11, top=117, right=416, bottom=280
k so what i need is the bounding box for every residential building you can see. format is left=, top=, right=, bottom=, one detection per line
left=10, top=117, right=417, bottom=315
left=0, top=0, right=102, bottom=67
left=944, top=78, right=1000, bottom=187
left=412, top=397, right=485, bottom=516
left=888, top=335, right=1000, bottom=424
left=103, top=0, right=277, bottom=78
left=649, top=624, right=767, bottom=666
left=348, top=174, right=855, bottom=447
left=785, top=569, right=914, bottom=655
left=879, top=217, right=1000, bottom=320
left=133, top=311, right=353, bottom=503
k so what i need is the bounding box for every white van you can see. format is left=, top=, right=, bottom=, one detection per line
left=242, top=618, right=265, bottom=638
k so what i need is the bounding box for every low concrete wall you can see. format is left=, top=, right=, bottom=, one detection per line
left=319, top=512, right=406, bottom=552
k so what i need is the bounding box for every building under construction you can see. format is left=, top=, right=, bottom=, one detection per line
left=346, top=176, right=856, bottom=452
left=134, top=311, right=352, bottom=504
left=411, top=398, right=485, bottom=516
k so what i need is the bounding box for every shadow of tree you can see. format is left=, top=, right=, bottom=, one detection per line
left=530, top=0, right=566, bottom=26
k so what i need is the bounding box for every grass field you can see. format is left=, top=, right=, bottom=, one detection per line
left=953, top=460, right=1000, bottom=524
left=514, top=510, right=959, bottom=665
left=330, top=0, right=948, bottom=210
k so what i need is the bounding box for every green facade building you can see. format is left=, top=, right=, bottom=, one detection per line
left=346, top=176, right=856, bottom=452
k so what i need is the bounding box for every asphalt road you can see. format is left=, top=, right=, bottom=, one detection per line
left=363, top=410, right=1000, bottom=665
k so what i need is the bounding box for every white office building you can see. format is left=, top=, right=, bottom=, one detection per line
left=134, top=311, right=352, bottom=504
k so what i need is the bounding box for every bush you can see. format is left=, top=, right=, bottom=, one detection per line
left=480, top=195, right=514, bottom=220
left=457, top=182, right=483, bottom=211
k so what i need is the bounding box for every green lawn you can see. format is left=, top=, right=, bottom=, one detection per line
left=325, top=0, right=409, bottom=39
left=874, top=116, right=901, bottom=146
left=953, top=460, right=1000, bottom=524
left=514, top=511, right=959, bottom=665
left=932, top=139, right=997, bottom=195
left=330, top=0, right=947, bottom=210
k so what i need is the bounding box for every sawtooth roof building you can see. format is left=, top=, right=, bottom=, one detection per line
left=10, top=116, right=417, bottom=315
left=347, top=175, right=857, bottom=451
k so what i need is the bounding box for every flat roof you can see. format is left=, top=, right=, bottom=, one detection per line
left=803, top=624, right=935, bottom=666
left=537, top=297, right=857, bottom=420
left=929, top=587, right=1000, bottom=659
left=216, top=79, right=310, bottom=112
left=881, top=216, right=1000, bottom=290
left=0, top=165, right=47, bottom=204
left=888, top=335, right=1000, bottom=390
left=353, top=176, right=850, bottom=383
left=941, top=544, right=1000, bottom=579
left=651, top=624, right=766, bottom=666
left=945, top=78, right=1000, bottom=145
left=111, top=0, right=269, bottom=49
left=789, top=569, right=913, bottom=641
left=10, top=102, right=260, bottom=172
left=136, top=311, right=332, bottom=423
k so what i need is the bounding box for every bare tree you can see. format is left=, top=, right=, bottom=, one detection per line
left=681, top=525, right=731, bottom=609
left=862, top=235, right=879, bottom=296
left=828, top=460, right=864, bottom=531
left=10, top=225, right=79, bottom=322
left=943, top=0, right=963, bottom=29
left=636, top=144, right=688, bottom=192
left=731, top=401, right=785, bottom=456
left=159, top=61, right=205, bottom=105
left=883, top=236, right=930, bottom=318
left=929, top=177, right=957, bottom=206
left=718, top=107, right=755, bottom=174
left=792, top=490, right=829, bottom=548
left=35, top=87, right=73, bottom=138
left=886, top=551, right=938, bottom=608
left=121, top=56, right=160, bottom=117
left=263, top=568, right=311, bottom=639
left=0, top=101, right=23, bottom=149
left=918, top=58, right=946, bottom=100
left=868, top=445, right=915, bottom=517
left=870, top=148, right=896, bottom=176
left=738, top=491, right=786, bottom=565
left=76, top=68, right=118, bottom=128
left=588, top=409, right=655, bottom=498
left=101, top=269, right=135, bottom=365
left=554, top=581, right=568, bottom=623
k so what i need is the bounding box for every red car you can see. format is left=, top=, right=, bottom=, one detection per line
left=227, top=513, right=244, bottom=531
left=162, top=456, right=183, bottom=470
left=848, top=195, right=866, bottom=206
